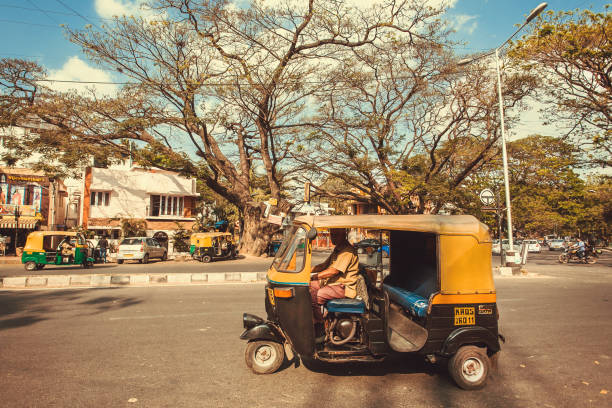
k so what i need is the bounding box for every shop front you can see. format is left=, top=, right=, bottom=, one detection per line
left=0, top=171, right=49, bottom=254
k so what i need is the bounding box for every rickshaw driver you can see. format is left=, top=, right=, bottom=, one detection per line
left=309, top=228, right=360, bottom=323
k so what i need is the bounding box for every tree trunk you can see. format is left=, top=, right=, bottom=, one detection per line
left=239, top=203, right=276, bottom=256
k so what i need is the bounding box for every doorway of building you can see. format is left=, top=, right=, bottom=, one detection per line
left=153, top=231, right=168, bottom=250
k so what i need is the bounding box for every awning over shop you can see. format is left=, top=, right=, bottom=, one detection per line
left=0, top=216, right=41, bottom=229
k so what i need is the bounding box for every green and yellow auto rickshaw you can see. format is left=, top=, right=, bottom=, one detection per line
left=190, top=232, right=237, bottom=263
left=21, top=231, right=95, bottom=271
left=240, top=215, right=502, bottom=390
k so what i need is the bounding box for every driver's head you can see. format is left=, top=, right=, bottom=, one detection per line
left=330, top=228, right=348, bottom=246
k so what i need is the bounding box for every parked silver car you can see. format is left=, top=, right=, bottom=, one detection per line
left=116, top=237, right=167, bottom=264
left=548, top=239, right=566, bottom=251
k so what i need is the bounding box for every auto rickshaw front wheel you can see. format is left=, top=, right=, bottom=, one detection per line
left=202, top=255, right=212, bottom=263
left=245, top=340, right=284, bottom=374
left=448, top=345, right=490, bottom=390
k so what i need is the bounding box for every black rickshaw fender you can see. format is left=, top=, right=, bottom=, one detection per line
left=441, top=326, right=500, bottom=357
left=240, top=323, right=285, bottom=343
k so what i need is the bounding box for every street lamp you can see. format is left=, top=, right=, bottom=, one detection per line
left=458, top=3, right=547, bottom=254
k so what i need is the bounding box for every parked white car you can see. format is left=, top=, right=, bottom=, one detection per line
left=116, top=237, right=167, bottom=264
left=523, top=239, right=541, bottom=253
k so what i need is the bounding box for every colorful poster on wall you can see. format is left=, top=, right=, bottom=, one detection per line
left=10, top=185, right=25, bottom=205
left=33, top=186, right=42, bottom=214
left=0, top=183, right=9, bottom=214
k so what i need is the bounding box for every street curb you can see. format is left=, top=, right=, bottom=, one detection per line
left=0, top=272, right=268, bottom=290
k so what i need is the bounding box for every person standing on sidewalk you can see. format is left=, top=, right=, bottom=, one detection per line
left=98, top=235, right=109, bottom=263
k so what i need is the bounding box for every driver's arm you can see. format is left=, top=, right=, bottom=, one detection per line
left=313, top=266, right=341, bottom=280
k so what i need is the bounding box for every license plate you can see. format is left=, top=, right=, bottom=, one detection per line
left=454, top=307, right=475, bottom=326
left=123, top=254, right=133, bottom=257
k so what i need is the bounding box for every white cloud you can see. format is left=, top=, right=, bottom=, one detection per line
left=453, top=14, right=478, bottom=35
left=47, top=56, right=118, bottom=95
left=95, top=0, right=146, bottom=18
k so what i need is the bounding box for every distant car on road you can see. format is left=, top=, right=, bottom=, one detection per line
left=116, top=237, right=167, bottom=264
left=523, top=239, right=541, bottom=253
left=548, top=239, right=566, bottom=251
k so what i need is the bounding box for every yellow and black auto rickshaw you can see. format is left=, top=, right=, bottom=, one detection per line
left=190, top=232, right=237, bottom=263
left=21, top=231, right=95, bottom=271
left=240, top=215, right=502, bottom=390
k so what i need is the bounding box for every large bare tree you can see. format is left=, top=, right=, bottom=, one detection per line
left=1, top=0, right=449, bottom=254
left=298, top=33, right=536, bottom=214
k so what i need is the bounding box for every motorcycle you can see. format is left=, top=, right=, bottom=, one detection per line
left=558, top=246, right=598, bottom=264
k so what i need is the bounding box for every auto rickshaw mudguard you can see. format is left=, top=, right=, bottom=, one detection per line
left=441, top=326, right=500, bottom=356
left=240, top=322, right=285, bottom=343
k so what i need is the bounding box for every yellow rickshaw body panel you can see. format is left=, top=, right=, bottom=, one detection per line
left=438, top=235, right=494, bottom=296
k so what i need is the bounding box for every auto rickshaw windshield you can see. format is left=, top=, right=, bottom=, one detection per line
left=271, top=226, right=307, bottom=273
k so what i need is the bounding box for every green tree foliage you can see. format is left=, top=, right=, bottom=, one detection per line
left=511, top=7, right=612, bottom=167
left=171, top=221, right=191, bottom=252
left=467, top=135, right=588, bottom=238
left=120, top=218, right=148, bottom=237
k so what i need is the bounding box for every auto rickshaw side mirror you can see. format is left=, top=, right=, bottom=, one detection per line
left=307, top=228, right=317, bottom=241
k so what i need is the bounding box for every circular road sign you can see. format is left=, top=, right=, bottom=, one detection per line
left=479, top=189, right=495, bottom=206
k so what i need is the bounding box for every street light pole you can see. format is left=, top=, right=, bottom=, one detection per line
left=457, top=3, right=547, bottom=255
left=494, top=47, right=515, bottom=251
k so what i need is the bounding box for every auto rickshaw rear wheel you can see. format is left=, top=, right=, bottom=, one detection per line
left=202, top=255, right=212, bottom=263
left=448, top=345, right=490, bottom=390
left=24, top=261, right=37, bottom=271
left=245, top=340, right=284, bottom=374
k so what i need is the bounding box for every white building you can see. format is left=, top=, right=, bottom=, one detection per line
left=82, top=166, right=199, bottom=244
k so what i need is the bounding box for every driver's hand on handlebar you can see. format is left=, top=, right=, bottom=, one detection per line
left=310, top=272, right=318, bottom=281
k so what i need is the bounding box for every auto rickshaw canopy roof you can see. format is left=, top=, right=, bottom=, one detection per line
left=191, top=232, right=233, bottom=245
left=293, top=215, right=490, bottom=243
left=24, top=231, right=85, bottom=251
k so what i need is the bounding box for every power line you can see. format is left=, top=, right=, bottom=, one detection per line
left=0, top=18, right=59, bottom=28
left=25, top=0, right=60, bottom=25
left=54, top=0, right=101, bottom=29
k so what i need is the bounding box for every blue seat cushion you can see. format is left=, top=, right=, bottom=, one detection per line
left=383, top=284, right=429, bottom=318
left=326, top=298, right=366, bottom=314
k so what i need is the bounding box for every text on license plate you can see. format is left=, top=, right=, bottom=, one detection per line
left=124, top=254, right=133, bottom=257
left=454, top=307, right=475, bottom=325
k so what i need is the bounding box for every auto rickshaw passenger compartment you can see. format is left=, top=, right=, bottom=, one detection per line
left=381, top=230, right=437, bottom=352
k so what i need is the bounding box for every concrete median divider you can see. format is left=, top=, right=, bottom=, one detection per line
left=1, top=272, right=268, bottom=289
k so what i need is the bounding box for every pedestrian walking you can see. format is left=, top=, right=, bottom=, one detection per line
left=98, top=235, right=109, bottom=263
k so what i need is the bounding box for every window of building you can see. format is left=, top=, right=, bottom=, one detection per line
left=90, top=191, right=110, bottom=206
left=150, top=195, right=184, bottom=216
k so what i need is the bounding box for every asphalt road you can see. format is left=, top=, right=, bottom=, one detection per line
left=1, top=248, right=608, bottom=278
left=1, top=264, right=610, bottom=407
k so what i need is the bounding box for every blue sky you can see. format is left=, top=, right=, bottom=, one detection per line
left=0, top=0, right=608, bottom=141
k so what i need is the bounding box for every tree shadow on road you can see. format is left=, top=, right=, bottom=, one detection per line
left=0, top=288, right=143, bottom=331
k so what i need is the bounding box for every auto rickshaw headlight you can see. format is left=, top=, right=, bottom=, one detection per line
left=243, top=313, right=264, bottom=329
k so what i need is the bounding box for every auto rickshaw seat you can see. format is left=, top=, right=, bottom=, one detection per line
left=326, top=298, right=366, bottom=314
left=382, top=284, right=428, bottom=318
